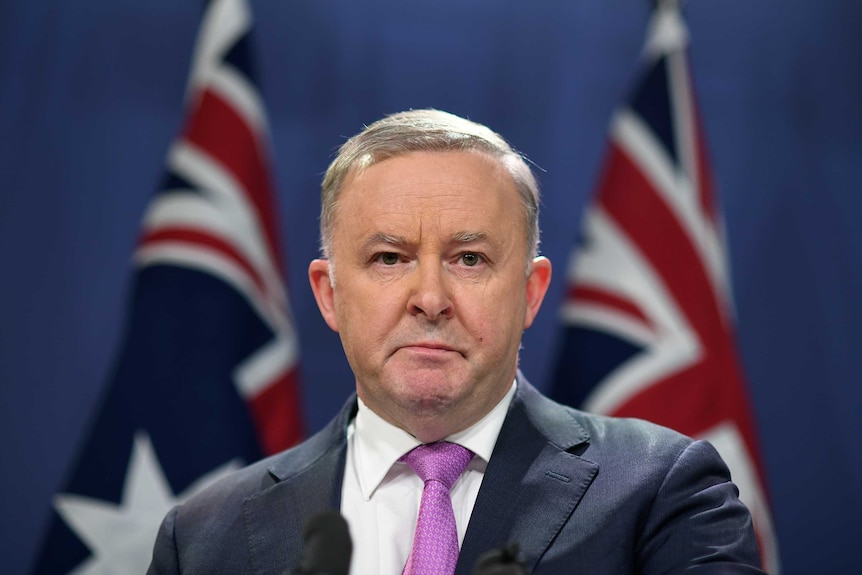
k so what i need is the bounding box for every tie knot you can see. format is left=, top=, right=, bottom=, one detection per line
left=400, top=442, right=473, bottom=489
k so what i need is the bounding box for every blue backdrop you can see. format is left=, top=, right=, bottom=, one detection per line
left=1, top=1, right=860, bottom=573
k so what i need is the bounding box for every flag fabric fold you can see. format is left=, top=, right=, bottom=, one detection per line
left=549, top=2, right=779, bottom=572
left=32, top=0, right=303, bottom=572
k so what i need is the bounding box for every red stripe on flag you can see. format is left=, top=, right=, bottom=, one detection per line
left=139, top=227, right=267, bottom=299
left=570, top=285, right=653, bottom=332
left=246, top=368, right=304, bottom=455
left=182, top=88, right=286, bottom=277
left=598, top=143, right=723, bottom=350
left=687, top=68, right=719, bottom=226
left=695, top=126, right=716, bottom=224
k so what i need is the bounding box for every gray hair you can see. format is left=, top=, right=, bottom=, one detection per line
left=319, top=109, right=541, bottom=263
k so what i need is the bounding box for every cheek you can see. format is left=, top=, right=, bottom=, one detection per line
left=463, top=280, right=526, bottom=321
left=468, top=289, right=528, bottom=347
left=460, top=304, right=508, bottom=348
left=335, top=285, right=400, bottom=344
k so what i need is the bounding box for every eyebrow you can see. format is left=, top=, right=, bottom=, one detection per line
left=451, top=231, right=487, bottom=244
left=362, top=233, right=408, bottom=252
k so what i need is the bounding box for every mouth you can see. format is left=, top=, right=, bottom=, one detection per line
left=398, top=342, right=462, bottom=357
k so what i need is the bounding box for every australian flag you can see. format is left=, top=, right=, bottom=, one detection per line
left=32, top=0, right=304, bottom=572
left=549, top=1, right=779, bottom=572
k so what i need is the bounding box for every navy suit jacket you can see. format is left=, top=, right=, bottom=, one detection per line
left=148, top=376, right=764, bottom=574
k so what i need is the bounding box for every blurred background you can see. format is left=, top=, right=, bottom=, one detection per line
left=1, top=0, right=860, bottom=573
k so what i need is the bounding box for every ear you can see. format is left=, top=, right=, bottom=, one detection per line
left=523, top=256, right=552, bottom=330
left=308, top=259, right=339, bottom=332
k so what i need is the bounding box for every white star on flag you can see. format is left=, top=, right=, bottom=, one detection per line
left=54, top=431, right=241, bottom=574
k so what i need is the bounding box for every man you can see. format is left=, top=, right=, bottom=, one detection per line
left=148, top=109, right=764, bottom=574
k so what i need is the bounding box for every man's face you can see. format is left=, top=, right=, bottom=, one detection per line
left=309, top=150, right=551, bottom=442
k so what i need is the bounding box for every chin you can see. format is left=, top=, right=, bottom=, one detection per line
left=401, top=390, right=458, bottom=416
left=375, top=368, right=471, bottom=415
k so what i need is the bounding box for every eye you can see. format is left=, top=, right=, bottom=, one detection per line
left=377, top=252, right=399, bottom=265
left=461, top=253, right=481, bottom=266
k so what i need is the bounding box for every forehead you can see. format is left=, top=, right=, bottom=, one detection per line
left=333, top=150, right=520, bottom=233
left=330, top=151, right=524, bottom=248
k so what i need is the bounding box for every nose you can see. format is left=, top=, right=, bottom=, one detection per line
left=407, top=259, right=453, bottom=321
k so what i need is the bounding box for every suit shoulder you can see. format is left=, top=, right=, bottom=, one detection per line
left=569, top=409, right=696, bottom=463
left=170, top=447, right=290, bottom=529
left=178, top=398, right=353, bottom=513
left=575, top=409, right=690, bottom=442
left=179, top=418, right=345, bottom=514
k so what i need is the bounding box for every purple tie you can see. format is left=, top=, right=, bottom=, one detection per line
left=400, top=441, right=474, bottom=575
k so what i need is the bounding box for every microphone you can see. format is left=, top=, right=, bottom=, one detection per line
left=295, top=510, right=353, bottom=575
left=472, top=542, right=528, bottom=575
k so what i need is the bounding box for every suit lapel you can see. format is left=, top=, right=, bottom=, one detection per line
left=242, top=397, right=356, bottom=575
left=456, top=379, right=598, bottom=574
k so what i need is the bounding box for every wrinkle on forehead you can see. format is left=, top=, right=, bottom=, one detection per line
left=331, top=151, right=525, bottom=256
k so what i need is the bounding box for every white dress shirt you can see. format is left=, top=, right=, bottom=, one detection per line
left=341, top=381, right=517, bottom=575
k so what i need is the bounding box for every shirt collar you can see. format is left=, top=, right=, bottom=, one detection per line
left=349, top=380, right=517, bottom=500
